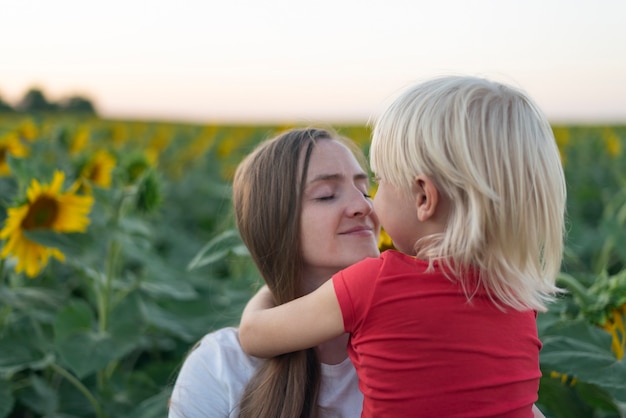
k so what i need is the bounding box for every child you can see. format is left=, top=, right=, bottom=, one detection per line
left=239, top=76, right=566, bottom=417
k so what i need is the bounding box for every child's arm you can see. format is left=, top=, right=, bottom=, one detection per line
left=239, top=280, right=345, bottom=357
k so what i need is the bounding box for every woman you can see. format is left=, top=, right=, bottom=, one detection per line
left=168, top=128, right=380, bottom=417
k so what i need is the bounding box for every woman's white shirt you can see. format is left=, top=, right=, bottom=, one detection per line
left=168, top=327, right=363, bottom=418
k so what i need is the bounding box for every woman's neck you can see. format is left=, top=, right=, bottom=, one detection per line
left=316, top=333, right=349, bottom=365
left=302, top=271, right=349, bottom=364
left=300, top=268, right=336, bottom=295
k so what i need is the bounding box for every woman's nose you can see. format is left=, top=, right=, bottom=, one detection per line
left=347, top=191, right=374, bottom=217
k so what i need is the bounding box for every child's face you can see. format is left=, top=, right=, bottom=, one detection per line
left=373, top=178, right=420, bottom=255
left=300, top=140, right=380, bottom=286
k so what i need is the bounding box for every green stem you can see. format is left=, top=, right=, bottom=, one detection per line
left=0, top=257, right=6, bottom=284
left=99, top=239, right=121, bottom=333
left=557, top=273, right=595, bottom=307
left=95, top=190, right=128, bottom=390
left=593, top=233, right=614, bottom=275
left=96, top=238, right=121, bottom=391
left=97, top=188, right=129, bottom=335
left=0, top=258, right=10, bottom=329
left=50, top=363, right=105, bottom=418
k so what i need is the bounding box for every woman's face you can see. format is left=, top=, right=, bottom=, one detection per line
left=299, top=140, right=380, bottom=289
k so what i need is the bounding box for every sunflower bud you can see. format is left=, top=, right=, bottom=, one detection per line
left=135, top=169, right=162, bottom=214
left=122, top=152, right=151, bottom=184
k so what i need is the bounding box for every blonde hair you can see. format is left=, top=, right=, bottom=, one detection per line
left=370, top=75, right=566, bottom=311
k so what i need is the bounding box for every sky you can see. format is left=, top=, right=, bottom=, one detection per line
left=2, top=0, right=626, bottom=124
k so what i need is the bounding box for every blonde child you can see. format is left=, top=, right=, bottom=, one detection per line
left=239, top=76, right=566, bottom=417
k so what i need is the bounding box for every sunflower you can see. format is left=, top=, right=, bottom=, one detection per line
left=0, top=132, right=29, bottom=176
left=603, top=129, right=622, bottom=158
left=378, top=228, right=395, bottom=252
left=602, top=305, right=626, bottom=360
left=70, top=125, right=91, bottom=155
left=552, top=126, right=570, bottom=165
left=80, top=150, right=116, bottom=189
left=0, top=171, right=94, bottom=277
left=18, top=118, right=38, bottom=141
left=110, top=123, right=129, bottom=147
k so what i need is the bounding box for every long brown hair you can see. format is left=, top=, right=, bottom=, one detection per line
left=233, top=128, right=340, bottom=418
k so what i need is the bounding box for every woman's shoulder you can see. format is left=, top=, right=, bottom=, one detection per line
left=191, top=327, right=260, bottom=369
left=173, top=327, right=260, bottom=392
left=201, top=326, right=242, bottom=346
left=168, top=327, right=259, bottom=417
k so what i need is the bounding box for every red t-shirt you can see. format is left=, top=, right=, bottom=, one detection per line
left=333, top=250, right=541, bottom=418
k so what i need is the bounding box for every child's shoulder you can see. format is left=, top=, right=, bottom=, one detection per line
left=380, top=249, right=411, bottom=259
left=348, top=250, right=431, bottom=272
left=380, top=249, right=430, bottom=266
left=338, top=250, right=431, bottom=278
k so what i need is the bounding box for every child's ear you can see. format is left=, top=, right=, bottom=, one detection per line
left=413, top=175, right=439, bottom=222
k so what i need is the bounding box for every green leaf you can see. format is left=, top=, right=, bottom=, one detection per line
left=121, top=388, right=171, bottom=418
left=118, top=217, right=153, bottom=239
left=54, top=299, right=141, bottom=379
left=23, top=229, right=96, bottom=259
left=0, top=326, right=53, bottom=375
left=538, top=374, right=594, bottom=418
left=108, top=294, right=147, bottom=338
left=574, top=380, right=624, bottom=415
left=55, top=330, right=137, bottom=379
left=54, top=299, right=94, bottom=340
left=14, top=374, right=58, bottom=415
left=187, top=229, right=242, bottom=270
left=0, top=285, right=65, bottom=324
left=138, top=298, right=197, bottom=341
left=139, top=278, right=197, bottom=300
left=129, top=252, right=198, bottom=300
left=542, top=319, right=614, bottom=351
left=540, top=320, right=626, bottom=403
left=0, top=379, right=15, bottom=418
left=6, top=153, right=33, bottom=184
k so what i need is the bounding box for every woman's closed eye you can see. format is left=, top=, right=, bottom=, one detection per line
left=316, top=195, right=335, bottom=201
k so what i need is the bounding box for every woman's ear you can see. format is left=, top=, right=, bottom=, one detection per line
left=413, top=175, right=439, bottom=222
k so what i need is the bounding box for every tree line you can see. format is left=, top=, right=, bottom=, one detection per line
left=0, top=87, right=97, bottom=115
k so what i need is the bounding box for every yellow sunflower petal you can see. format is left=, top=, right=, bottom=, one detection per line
left=53, top=193, right=94, bottom=232
left=48, top=170, right=65, bottom=194
left=1, top=170, right=92, bottom=278
left=0, top=206, right=29, bottom=239
left=26, top=178, right=43, bottom=202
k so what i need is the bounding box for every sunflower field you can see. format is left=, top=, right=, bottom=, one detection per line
left=0, top=114, right=624, bottom=417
